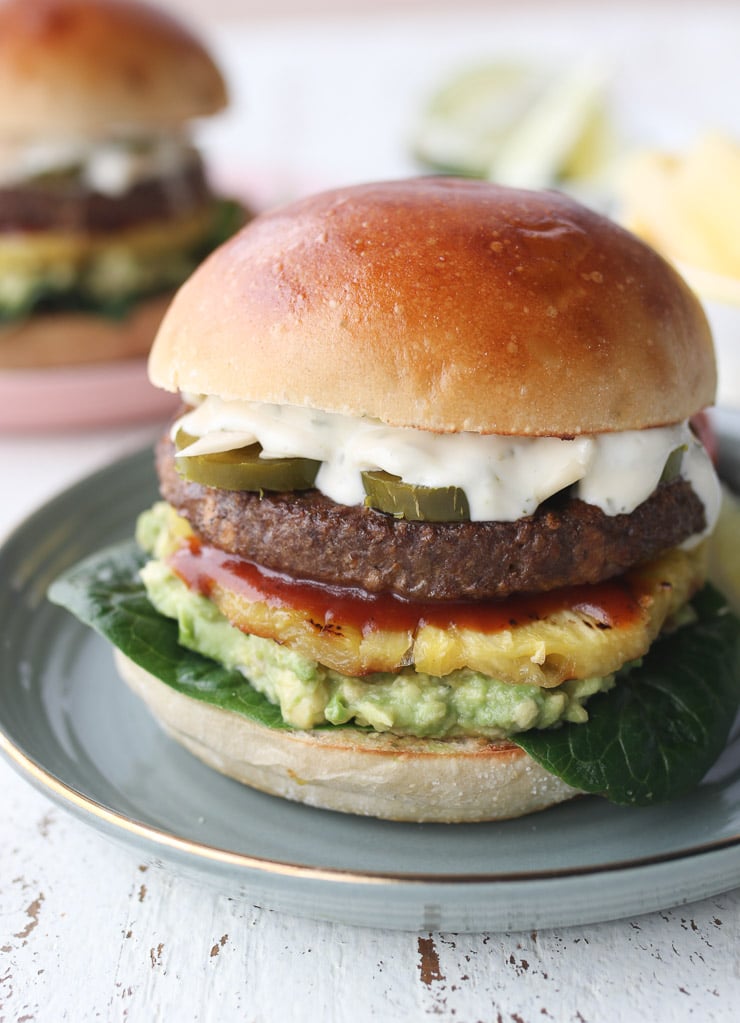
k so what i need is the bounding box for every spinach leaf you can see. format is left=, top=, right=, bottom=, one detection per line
left=48, top=541, right=290, bottom=731
left=516, top=586, right=740, bottom=804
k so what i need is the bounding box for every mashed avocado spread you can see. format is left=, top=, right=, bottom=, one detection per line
left=137, top=504, right=615, bottom=739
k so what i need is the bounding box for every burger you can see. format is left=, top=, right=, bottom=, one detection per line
left=0, top=0, right=246, bottom=369
left=50, top=177, right=740, bottom=822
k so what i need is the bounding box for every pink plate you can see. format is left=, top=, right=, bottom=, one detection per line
left=0, top=359, right=180, bottom=432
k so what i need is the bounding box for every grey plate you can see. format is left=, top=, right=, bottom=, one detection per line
left=1, top=415, right=740, bottom=933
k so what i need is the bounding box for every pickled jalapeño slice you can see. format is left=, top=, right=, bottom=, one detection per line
left=174, top=430, right=320, bottom=492
left=362, top=470, right=470, bottom=522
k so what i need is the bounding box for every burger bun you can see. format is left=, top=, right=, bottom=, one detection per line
left=0, top=290, right=174, bottom=369
left=115, top=650, right=581, bottom=823
left=150, top=177, right=716, bottom=436
left=0, top=0, right=227, bottom=138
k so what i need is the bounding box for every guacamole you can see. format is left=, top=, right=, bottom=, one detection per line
left=139, top=556, right=615, bottom=740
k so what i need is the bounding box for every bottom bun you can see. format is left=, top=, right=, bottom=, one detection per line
left=0, top=291, right=174, bottom=369
left=115, top=651, right=581, bottom=822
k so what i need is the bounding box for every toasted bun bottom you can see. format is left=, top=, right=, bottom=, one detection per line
left=115, top=651, right=581, bottom=823
left=0, top=291, right=173, bottom=369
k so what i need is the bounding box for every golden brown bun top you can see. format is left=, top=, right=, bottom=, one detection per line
left=150, top=178, right=716, bottom=435
left=0, top=0, right=227, bottom=137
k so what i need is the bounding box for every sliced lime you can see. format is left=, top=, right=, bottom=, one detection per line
left=413, top=59, right=613, bottom=189
left=413, top=61, right=548, bottom=177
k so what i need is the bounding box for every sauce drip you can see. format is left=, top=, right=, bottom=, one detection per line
left=168, top=537, right=645, bottom=636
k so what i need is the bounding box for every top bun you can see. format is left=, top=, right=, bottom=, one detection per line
left=0, top=0, right=227, bottom=137
left=150, top=178, right=716, bottom=436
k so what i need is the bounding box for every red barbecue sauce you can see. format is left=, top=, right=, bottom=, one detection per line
left=168, top=535, right=645, bottom=635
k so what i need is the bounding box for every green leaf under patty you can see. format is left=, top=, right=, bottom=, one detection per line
left=516, top=585, right=740, bottom=804
left=48, top=541, right=290, bottom=730
left=48, top=541, right=740, bottom=806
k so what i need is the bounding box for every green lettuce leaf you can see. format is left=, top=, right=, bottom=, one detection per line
left=48, top=541, right=290, bottom=731
left=516, top=586, right=740, bottom=804
left=48, top=541, right=740, bottom=805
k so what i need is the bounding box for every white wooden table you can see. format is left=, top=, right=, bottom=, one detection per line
left=3, top=4, right=740, bottom=1019
left=2, top=786, right=738, bottom=1023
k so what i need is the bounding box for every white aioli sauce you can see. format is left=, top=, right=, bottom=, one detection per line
left=173, top=397, right=721, bottom=536
left=0, top=136, right=191, bottom=196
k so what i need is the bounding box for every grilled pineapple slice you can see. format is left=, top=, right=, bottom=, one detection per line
left=142, top=503, right=706, bottom=686
left=410, top=546, right=704, bottom=684
left=211, top=545, right=704, bottom=684
left=0, top=206, right=214, bottom=271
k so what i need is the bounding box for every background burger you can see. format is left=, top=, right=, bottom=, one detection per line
left=51, top=177, right=740, bottom=823
left=0, top=0, right=246, bottom=370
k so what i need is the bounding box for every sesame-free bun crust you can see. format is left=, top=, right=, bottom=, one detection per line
left=0, top=0, right=226, bottom=137
left=150, top=178, right=716, bottom=436
left=0, top=290, right=172, bottom=368
left=115, top=651, right=580, bottom=823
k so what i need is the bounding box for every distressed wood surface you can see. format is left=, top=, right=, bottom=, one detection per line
left=2, top=758, right=739, bottom=1023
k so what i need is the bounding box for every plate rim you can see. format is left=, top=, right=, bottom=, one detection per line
left=2, top=724, right=740, bottom=887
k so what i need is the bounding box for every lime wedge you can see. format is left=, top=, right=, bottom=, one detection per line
left=490, top=62, right=612, bottom=189
left=413, top=59, right=613, bottom=188
left=412, top=61, right=551, bottom=177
